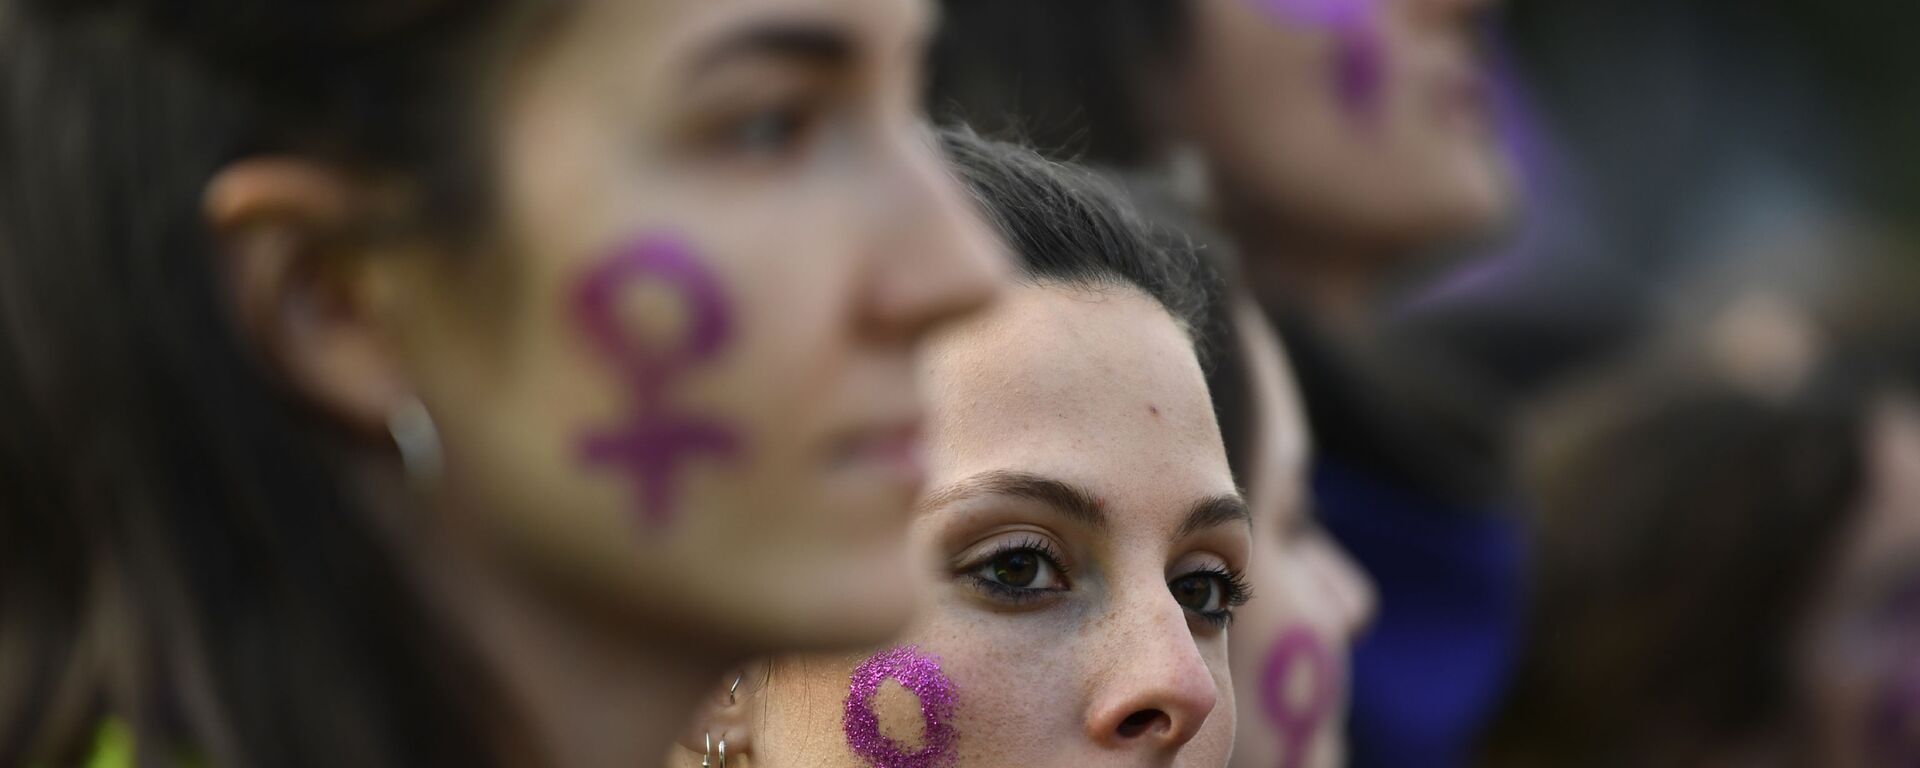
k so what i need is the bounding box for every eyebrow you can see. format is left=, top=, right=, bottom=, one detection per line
left=920, top=470, right=1251, bottom=539
left=689, top=20, right=856, bottom=76
left=921, top=470, right=1108, bottom=530
left=1177, top=494, right=1253, bottom=538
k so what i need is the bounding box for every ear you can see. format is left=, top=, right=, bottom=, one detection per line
left=673, top=664, right=765, bottom=765
left=204, top=157, right=413, bottom=435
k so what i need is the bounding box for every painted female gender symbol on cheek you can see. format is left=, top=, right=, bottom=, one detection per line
left=1261, top=626, right=1339, bottom=768
left=573, top=234, right=742, bottom=530
left=843, top=646, right=958, bottom=768
left=1250, top=0, right=1385, bottom=117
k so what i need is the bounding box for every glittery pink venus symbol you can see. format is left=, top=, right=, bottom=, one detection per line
left=573, top=235, right=742, bottom=530
left=1261, top=627, right=1339, bottom=768
left=843, top=646, right=959, bottom=768
left=1249, top=0, right=1385, bottom=117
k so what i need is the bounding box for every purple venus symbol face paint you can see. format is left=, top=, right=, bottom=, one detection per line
left=573, top=234, right=742, bottom=530
left=1249, top=0, right=1385, bottom=116
left=1261, top=626, right=1339, bottom=768
left=843, top=646, right=958, bottom=768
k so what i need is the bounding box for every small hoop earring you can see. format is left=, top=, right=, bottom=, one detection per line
left=387, top=396, right=442, bottom=487
left=729, top=673, right=743, bottom=705
left=718, top=734, right=728, bottom=768
left=702, top=732, right=714, bottom=768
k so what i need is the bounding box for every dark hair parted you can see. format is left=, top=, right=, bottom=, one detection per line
left=928, top=0, right=1190, bottom=165
left=939, top=129, right=1221, bottom=360
left=0, top=1, right=537, bottom=766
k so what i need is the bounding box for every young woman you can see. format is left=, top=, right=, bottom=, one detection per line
left=1212, top=300, right=1378, bottom=768
left=1483, top=294, right=1920, bottom=767
left=0, top=0, right=1002, bottom=765
left=663, top=132, right=1246, bottom=767
left=931, top=2, right=1527, bottom=763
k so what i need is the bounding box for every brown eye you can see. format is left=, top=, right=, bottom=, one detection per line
left=1171, top=573, right=1225, bottom=613
left=964, top=543, right=1067, bottom=597
left=991, top=550, right=1040, bottom=587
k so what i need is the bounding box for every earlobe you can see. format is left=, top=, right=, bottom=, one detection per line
left=204, top=157, right=414, bottom=436
left=673, top=667, right=763, bottom=765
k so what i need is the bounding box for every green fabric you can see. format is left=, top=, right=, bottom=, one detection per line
left=85, top=719, right=135, bottom=768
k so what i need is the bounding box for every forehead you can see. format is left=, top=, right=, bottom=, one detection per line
left=532, top=0, right=932, bottom=64
left=923, top=283, right=1233, bottom=502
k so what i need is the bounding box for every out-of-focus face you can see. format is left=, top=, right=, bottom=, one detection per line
left=1800, top=395, right=1920, bottom=767
left=1181, top=0, right=1514, bottom=248
left=391, top=0, right=1006, bottom=651
left=1224, top=303, right=1377, bottom=768
left=736, top=283, right=1249, bottom=767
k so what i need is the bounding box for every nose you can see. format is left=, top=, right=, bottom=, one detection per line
left=857, top=127, right=1008, bottom=343
left=1083, top=590, right=1222, bottom=751
left=1308, top=535, right=1378, bottom=638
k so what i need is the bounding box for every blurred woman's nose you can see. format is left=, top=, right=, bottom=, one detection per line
left=857, top=129, right=1007, bottom=343
left=1309, top=536, right=1378, bottom=638
left=1083, top=590, right=1222, bottom=752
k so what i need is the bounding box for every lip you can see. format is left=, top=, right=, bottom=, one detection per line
left=1432, top=62, right=1492, bottom=134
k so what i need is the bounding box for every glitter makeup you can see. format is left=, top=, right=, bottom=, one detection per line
left=1261, top=626, right=1339, bottom=768
left=843, top=646, right=959, bottom=768
left=573, top=234, right=742, bottom=529
left=1248, top=0, right=1386, bottom=116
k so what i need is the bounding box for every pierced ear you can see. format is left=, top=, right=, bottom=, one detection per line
left=673, top=664, right=765, bottom=763
left=204, top=157, right=412, bottom=435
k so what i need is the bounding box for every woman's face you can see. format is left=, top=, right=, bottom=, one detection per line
left=1223, top=303, right=1376, bottom=768
left=1799, top=395, right=1920, bottom=767
left=394, top=0, right=1005, bottom=651
left=1180, top=0, right=1513, bottom=247
left=735, top=283, right=1249, bottom=767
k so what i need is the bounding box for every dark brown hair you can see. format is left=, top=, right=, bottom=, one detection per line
left=1481, top=316, right=1900, bottom=767
left=0, top=1, right=540, bottom=765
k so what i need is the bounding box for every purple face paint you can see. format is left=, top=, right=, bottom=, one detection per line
left=1249, top=0, right=1385, bottom=116
left=573, top=234, right=742, bottom=529
left=1261, top=626, right=1339, bottom=768
left=843, top=646, right=959, bottom=768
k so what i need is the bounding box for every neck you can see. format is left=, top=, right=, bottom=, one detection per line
left=1216, top=195, right=1397, bottom=336
left=367, top=467, right=728, bottom=767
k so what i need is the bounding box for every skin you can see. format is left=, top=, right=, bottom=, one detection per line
left=1798, top=395, right=1920, bottom=767
left=1224, top=300, right=1378, bottom=768
left=670, top=283, right=1251, bottom=767
left=1177, top=0, right=1514, bottom=321
left=203, top=0, right=1005, bottom=763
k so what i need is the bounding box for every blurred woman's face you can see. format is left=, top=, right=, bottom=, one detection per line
left=393, top=0, right=1005, bottom=651
left=1224, top=304, right=1377, bottom=768
left=737, top=283, right=1248, bottom=767
left=1800, top=395, right=1920, bottom=767
left=1181, top=0, right=1514, bottom=247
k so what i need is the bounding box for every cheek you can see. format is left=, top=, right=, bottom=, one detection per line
left=1258, top=627, right=1342, bottom=768
left=569, top=233, right=745, bottom=531
left=843, top=646, right=961, bottom=768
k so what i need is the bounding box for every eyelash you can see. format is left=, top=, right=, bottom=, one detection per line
left=957, top=536, right=1071, bottom=605
left=1177, top=564, right=1254, bottom=630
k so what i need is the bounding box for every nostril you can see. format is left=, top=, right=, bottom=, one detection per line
left=1115, top=709, right=1168, bottom=739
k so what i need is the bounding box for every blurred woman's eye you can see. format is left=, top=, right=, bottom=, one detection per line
left=1170, top=567, right=1253, bottom=630
left=725, top=107, right=802, bottom=153
left=958, top=537, right=1070, bottom=604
